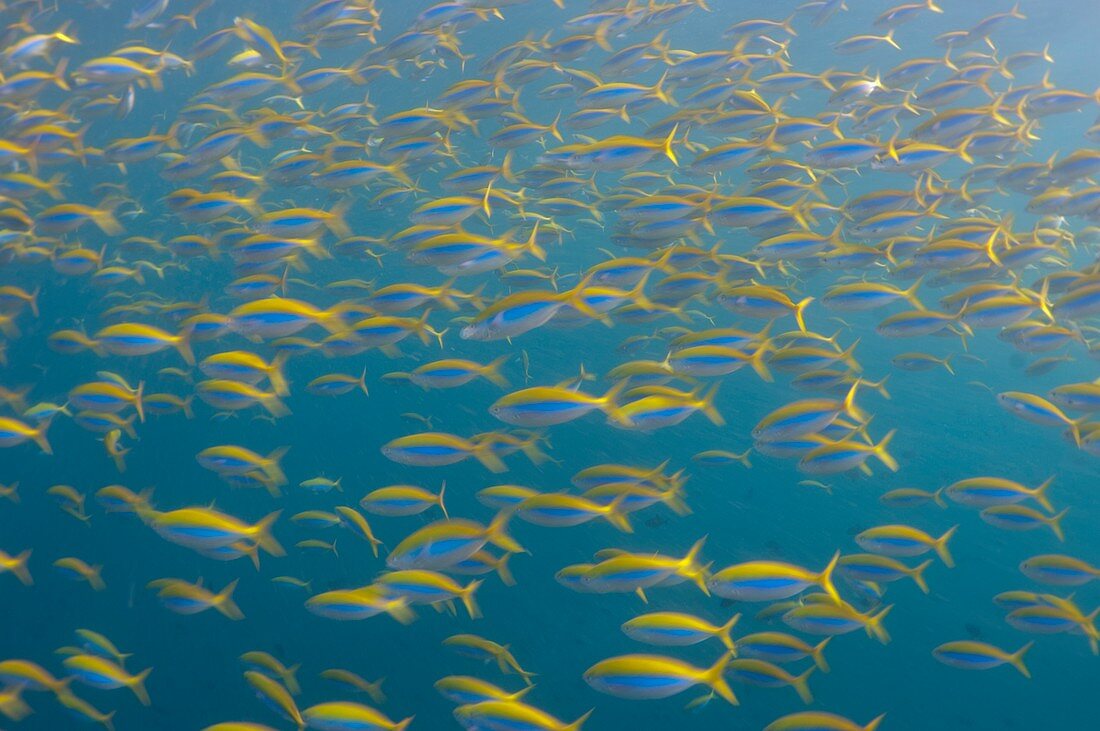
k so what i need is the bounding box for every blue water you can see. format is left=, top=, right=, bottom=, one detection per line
left=1, top=1, right=1098, bottom=730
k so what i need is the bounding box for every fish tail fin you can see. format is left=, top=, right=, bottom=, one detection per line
left=472, top=440, right=507, bottom=473
left=718, top=613, right=741, bottom=651
left=684, top=536, right=707, bottom=570
left=174, top=327, right=195, bottom=366
left=383, top=596, right=416, bottom=625
left=127, top=487, right=158, bottom=522
left=254, top=510, right=285, bottom=557
left=904, top=275, right=925, bottom=310
left=0, top=314, right=20, bottom=339
left=279, top=665, right=302, bottom=696
left=216, top=579, right=245, bottom=620
left=162, top=121, right=183, bottom=150
left=935, top=525, right=957, bottom=568
left=792, top=665, right=815, bottom=704
left=55, top=20, right=78, bottom=44
left=653, top=246, right=678, bottom=274
left=793, top=296, right=813, bottom=332
left=268, top=351, right=290, bottom=397
left=1088, top=606, right=1100, bottom=648
left=867, top=375, right=890, bottom=400
left=277, top=66, right=301, bottom=95
left=358, top=367, right=370, bottom=396
left=0, top=686, right=30, bottom=721
left=653, top=70, right=673, bottom=106
left=911, top=559, right=933, bottom=594
left=955, top=133, right=974, bottom=165
left=482, top=355, right=511, bottom=387
left=843, top=378, right=868, bottom=422
left=116, top=415, right=135, bottom=444
left=436, top=278, right=462, bottom=312
left=565, top=709, right=594, bottom=731
left=495, top=552, right=516, bottom=586
left=663, top=487, right=692, bottom=517
left=242, top=542, right=261, bottom=571
left=839, top=338, right=861, bottom=372
left=1010, top=641, right=1034, bottom=678
left=932, top=486, right=948, bottom=509
left=867, top=604, right=893, bottom=644
left=365, top=678, right=387, bottom=705
left=259, top=389, right=290, bottom=418
left=984, top=227, right=1003, bottom=266
left=865, top=714, right=887, bottom=731
left=700, top=383, right=725, bottom=426
left=393, top=717, right=414, bottom=731
left=11, top=549, right=32, bottom=585
left=812, top=637, right=832, bottom=672
left=518, top=435, right=551, bottom=467
left=110, top=446, right=128, bottom=473
left=496, top=644, right=520, bottom=675
left=388, top=160, right=413, bottom=187
left=941, top=354, right=955, bottom=376
left=487, top=510, right=525, bottom=554
left=756, top=123, right=784, bottom=154
left=500, top=150, right=516, bottom=183
left=627, top=270, right=655, bottom=311
left=1032, top=475, right=1055, bottom=513
left=326, top=198, right=353, bottom=239
left=662, top=124, right=679, bottom=165
left=599, top=379, right=629, bottom=413
left=461, top=580, right=483, bottom=619
left=746, top=343, right=774, bottom=383
left=145, top=63, right=165, bottom=91
left=1087, top=612, right=1100, bottom=655
left=409, top=307, right=436, bottom=347
left=31, top=420, right=52, bottom=455
left=703, top=651, right=738, bottom=705
left=683, top=536, right=710, bottom=594
left=92, top=209, right=123, bottom=236
left=873, top=429, right=899, bottom=472
left=565, top=284, right=606, bottom=324
left=1036, top=277, right=1054, bottom=323
left=605, top=494, right=633, bottom=533
left=819, top=550, right=842, bottom=604
left=131, top=667, right=152, bottom=706
left=1068, top=416, right=1086, bottom=448
left=1048, top=508, right=1068, bottom=543
left=683, top=692, right=714, bottom=712
left=134, top=380, right=145, bottom=423
left=522, top=221, right=546, bottom=262
left=438, top=481, right=449, bottom=519
left=548, top=111, right=563, bottom=142
left=0, top=482, right=18, bottom=504
left=263, top=446, right=290, bottom=486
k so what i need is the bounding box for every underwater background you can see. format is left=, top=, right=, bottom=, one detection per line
left=0, top=1, right=1098, bottom=730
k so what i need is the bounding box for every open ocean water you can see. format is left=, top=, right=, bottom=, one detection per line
left=0, top=1, right=1098, bottom=730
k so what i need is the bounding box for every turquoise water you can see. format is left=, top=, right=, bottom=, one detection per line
left=1, top=1, right=1098, bottom=730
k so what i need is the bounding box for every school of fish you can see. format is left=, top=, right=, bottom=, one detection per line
left=0, top=0, right=1098, bottom=729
